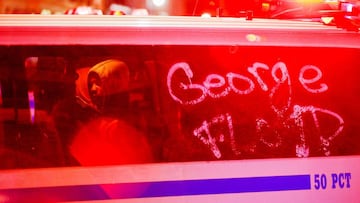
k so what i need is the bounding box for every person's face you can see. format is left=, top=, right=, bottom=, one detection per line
left=88, top=75, right=103, bottom=107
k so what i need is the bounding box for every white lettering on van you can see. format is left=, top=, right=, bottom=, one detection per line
left=167, top=61, right=344, bottom=158
left=167, top=61, right=327, bottom=106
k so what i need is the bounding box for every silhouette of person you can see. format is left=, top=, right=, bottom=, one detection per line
left=69, top=59, right=153, bottom=166
left=51, top=66, right=99, bottom=165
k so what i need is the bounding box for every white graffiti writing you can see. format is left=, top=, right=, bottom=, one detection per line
left=299, top=65, right=328, bottom=93
left=167, top=61, right=326, bottom=106
left=167, top=61, right=344, bottom=159
left=193, top=113, right=239, bottom=158
left=256, top=118, right=282, bottom=148
left=291, top=105, right=344, bottom=157
left=194, top=105, right=344, bottom=159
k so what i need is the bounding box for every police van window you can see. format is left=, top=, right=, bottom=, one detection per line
left=158, top=45, right=360, bottom=161
left=0, top=45, right=359, bottom=169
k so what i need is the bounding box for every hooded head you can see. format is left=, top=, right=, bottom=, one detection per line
left=88, top=59, right=130, bottom=116
left=76, top=67, right=97, bottom=109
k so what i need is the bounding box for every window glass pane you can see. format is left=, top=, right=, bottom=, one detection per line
left=0, top=45, right=359, bottom=169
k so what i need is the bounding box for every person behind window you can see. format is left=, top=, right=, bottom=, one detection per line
left=70, top=59, right=153, bottom=166
left=51, top=66, right=100, bottom=165
left=87, top=59, right=130, bottom=117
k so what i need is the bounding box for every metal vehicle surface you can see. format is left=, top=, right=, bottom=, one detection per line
left=0, top=14, right=359, bottom=202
